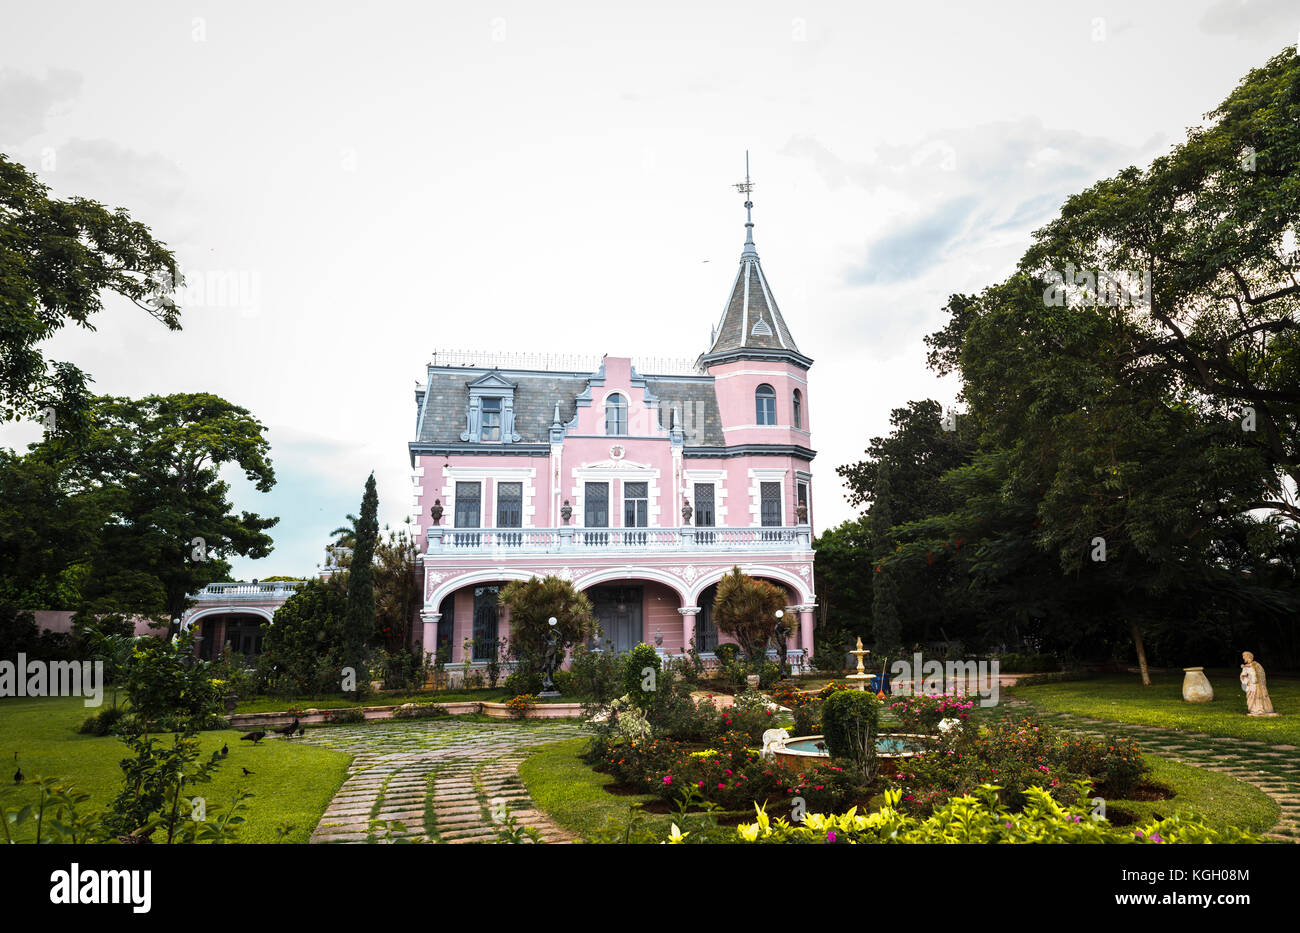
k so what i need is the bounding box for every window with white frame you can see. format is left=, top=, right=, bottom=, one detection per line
left=755, top=384, right=776, bottom=425
left=605, top=393, right=627, bottom=436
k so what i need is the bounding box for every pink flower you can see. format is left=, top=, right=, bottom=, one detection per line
left=663, top=775, right=673, bottom=784
left=826, top=831, right=837, bottom=842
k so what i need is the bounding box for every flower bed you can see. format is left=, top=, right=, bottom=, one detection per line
left=891, top=716, right=1145, bottom=813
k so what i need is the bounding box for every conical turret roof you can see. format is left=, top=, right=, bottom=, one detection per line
left=700, top=186, right=810, bottom=369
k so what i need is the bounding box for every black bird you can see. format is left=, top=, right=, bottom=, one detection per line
left=815, top=742, right=827, bottom=752
left=297, top=727, right=305, bottom=738
left=273, top=717, right=300, bottom=738
left=240, top=730, right=266, bottom=745
left=13, top=752, right=21, bottom=784
left=220, top=743, right=229, bottom=757
left=242, top=767, right=254, bottom=776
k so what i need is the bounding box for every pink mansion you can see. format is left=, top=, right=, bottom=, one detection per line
left=410, top=199, right=817, bottom=668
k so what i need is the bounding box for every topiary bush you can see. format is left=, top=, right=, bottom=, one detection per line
left=821, top=689, right=880, bottom=776
left=622, top=643, right=662, bottom=708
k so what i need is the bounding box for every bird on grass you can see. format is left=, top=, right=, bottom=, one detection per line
left=242, top=767, right=254, bottom=776
left=297, top=727, right=305, bottom=738
left=13, top=753, right=22, bottom=784
left=240, top=730, right=267, bottom=745
left=220, top=743, right=229, bottom=757
left=273, top=717, right=300, bottom=738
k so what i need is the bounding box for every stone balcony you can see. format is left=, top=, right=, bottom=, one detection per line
left=424, top=525, right=812, bottom=554
left=192, top=581, right=307, bottom=600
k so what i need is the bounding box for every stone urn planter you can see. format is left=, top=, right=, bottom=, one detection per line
left=1182, top=667, right=1214, bottom=703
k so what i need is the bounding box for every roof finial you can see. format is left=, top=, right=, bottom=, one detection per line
left=734, top=150, right=757, bottom=257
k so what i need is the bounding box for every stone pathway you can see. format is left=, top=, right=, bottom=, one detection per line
left=1007, top=697, right=1300, bottom=843
left=303, top=719, right=586, bottom=844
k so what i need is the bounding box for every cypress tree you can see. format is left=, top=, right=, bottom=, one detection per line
left=344, top=473, right=379, bottom=688
left=870, top=462, right=902, bottom=661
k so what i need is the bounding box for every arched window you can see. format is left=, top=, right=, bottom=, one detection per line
left=792, top=389, right=802, bottom=429
left=605, top=393, right=627, bottom=435
left=755, top=384, right=776, bottom=425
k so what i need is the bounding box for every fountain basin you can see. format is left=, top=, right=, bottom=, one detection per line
left=770, top=733, right=929, bottom=773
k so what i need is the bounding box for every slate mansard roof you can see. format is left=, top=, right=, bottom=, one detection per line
left=412, top=365, right=726, bottom=450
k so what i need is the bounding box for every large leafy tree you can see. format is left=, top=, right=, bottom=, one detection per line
left=259, top=579, right=348, bottom=695
left=21, top=393, right=277, bottom=632
left=0, top=154, right=180, bottom=431
left=1017, top=48, right=1300, bottom=525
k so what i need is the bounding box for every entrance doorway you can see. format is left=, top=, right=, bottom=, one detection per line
left=588, top=586, right=643, bottom=653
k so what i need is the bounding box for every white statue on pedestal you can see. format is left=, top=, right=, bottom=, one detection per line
left=1240, top=652, right=1279, bottom=717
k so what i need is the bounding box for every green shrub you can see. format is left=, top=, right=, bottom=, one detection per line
left=569, top=645, right=621, bottom=704
left=505, top=669, right=544, bottom=697
left=325, top=707, right=366, bottom=724
left=393, top=703, right=448, bottom=720
left=78, top=705, right=126, bottom=736
left=821, top=690, right=880, bottom=775
left=622, top=644, right=662, bottom=708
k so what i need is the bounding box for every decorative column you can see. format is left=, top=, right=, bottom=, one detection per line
left=678, top=607, right=701, bottom=653
left=420, top=610, right=441, bottom=659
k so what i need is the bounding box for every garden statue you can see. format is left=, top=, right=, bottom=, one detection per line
left=761, top=728, right=789, bottom=758
left=1240, top=652, right=1278, bottom=717
left=1181, top=666, right=1213, bottom=703
left=681, top=498, right=693, bottom=524
left=540, top=617, right=561, bottom=697
left=560, top=500, right=572, bottom=524
left=772, top=611, right=790, bottom=677
left=430, top=499, right=443, bottom=525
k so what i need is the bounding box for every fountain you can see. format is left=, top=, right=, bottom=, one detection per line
left=846, top=637, right=872, bottom=691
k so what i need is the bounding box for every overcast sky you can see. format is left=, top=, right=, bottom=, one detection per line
left=1, top=0, right=1297, bottom=578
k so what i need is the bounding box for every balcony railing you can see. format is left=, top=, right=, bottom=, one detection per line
left=194, top=581, right=306, bottom=599
left=426, top=525, right=811, bottom=554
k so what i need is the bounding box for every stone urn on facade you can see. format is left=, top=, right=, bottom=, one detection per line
left=1182, top=667, right=1214, bottom=703
left=560, top=500, right=572, bottom=524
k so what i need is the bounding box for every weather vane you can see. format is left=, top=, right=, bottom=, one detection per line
left=735, top=151, right=756, bottom=249
left=734, top=150, right=753, bottom=202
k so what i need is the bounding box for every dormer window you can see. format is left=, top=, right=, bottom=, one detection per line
left=481, top=397, right=502, bottom=442
left=461, top=370, right=520, bottom=444
left=755, top=384, right=776, bottom=425
left=605, top=393, right=627, bottom=436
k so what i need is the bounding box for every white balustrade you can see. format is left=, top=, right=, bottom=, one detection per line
left=425, top=525, right=810, bottom=554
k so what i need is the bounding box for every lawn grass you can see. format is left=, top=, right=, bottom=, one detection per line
left=518, top=737, right=679, bottom=841
left=1106, top=755, right=1280, bottom=835
left=0, top=695, right=351, bottom=843
left=1012, top=672, right=1300, bottom=744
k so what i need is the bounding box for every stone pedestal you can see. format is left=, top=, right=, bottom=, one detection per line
left=1182, top=667, right=1213, bottom=703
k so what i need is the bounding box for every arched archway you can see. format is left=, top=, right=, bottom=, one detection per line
left=185, top=608, right=274, bottom=661
left=687, top=564, right=811, bottom=607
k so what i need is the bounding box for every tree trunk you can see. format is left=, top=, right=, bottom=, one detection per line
left=1130, top=621, right=1151, bottom=686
